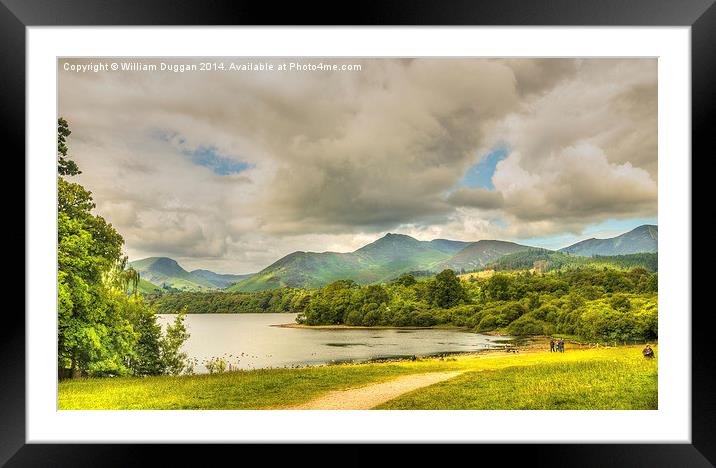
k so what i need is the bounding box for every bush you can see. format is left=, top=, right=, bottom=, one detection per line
left=507, top=316, right=546, bottom=336
left=205, top=357, right=227, bottom=374
left=477, top=315, right=498, bottom=332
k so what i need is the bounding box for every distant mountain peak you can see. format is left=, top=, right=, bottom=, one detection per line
left=355, top=233, right=422, bottom=253
left=560, top=224, right=657, bottom=256
left=132, top=256, right=187, bottom=276
left=382, top=232, right=417, bottom=240
left=142, top=256, right=178, bottom=264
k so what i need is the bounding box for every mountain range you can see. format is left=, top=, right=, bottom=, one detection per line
left=130, top=257, right=251, bottom=292
left=230, top=233, right=499, bottom=292
left=131, top=224, right=658, bottom=292
left=559, top=224, right=658, bottom=257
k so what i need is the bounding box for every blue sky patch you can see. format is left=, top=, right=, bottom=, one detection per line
left=184, top=146, right=251, bottom=176
left=152, top=131, right=251, bottom=176
left=461, top=145, right=509, bottom=190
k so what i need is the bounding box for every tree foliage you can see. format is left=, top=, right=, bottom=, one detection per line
left=148, top=264, right=657, bottom=343
left=57, top=117, right=81, bottom=176
left=293, top=267, right=657, bottom=341
left=160, top=309, right=191, bottom=375
left=487, top=248, right=658, bottom=273
left=57, top=118, right=188, bottom=378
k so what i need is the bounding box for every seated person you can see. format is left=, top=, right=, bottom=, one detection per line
left=642, top=344, right=655, bottom=359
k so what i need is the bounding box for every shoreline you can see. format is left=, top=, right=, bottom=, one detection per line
left=274, top=323, right=510, bottom=337
left=273, top=323, right=468, bottom=331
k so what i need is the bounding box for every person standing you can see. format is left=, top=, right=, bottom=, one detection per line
left=558, top=338, right=564, bottom=353
left=550, top=338, right=555, bottom=352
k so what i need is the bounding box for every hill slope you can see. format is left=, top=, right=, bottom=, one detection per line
left=130, top=257, right=251, bottom=291
left=427, top=239, right=473, bottom=255
left=188, top=269, right=252, bottom=289
left=487, top=248, right=658, bottom=272
left=560, top=225, right=658, bottom=257
left=437, top=240, right=531, bottom=272
left=230, top=234, right=536, bottom=292
left=232, top=233, right=454, bottom=291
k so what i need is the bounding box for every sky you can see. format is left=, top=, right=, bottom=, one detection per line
left=58, top=58, right=657, bottom=274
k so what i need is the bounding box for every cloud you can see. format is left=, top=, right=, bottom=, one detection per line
left=58, top=58, right=657, bottom=271
left=447, top=187, right=504, bottom=210
left=484, top=59, right=657, bottom=177
left=493, top=145, right=656, bottom=229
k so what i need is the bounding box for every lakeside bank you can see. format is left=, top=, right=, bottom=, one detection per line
left=58, top=343, right=657, bottom=410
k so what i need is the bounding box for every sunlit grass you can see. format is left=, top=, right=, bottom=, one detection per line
left=377, top=349, right=657, bottom=410
left=58, top=345, right=656, bottom=410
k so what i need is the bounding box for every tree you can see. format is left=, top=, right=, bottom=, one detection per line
left=57, top=123, right=134, bottom=377
left=57, top=118, right=166, bottom=378
left=429, top=269, right=467, bottom=308
left=483, top=273, right=513, bottom=301
left=160, top=309, right=191, bottom=375
left=57, top=117, right=81, bottom=176
left=393, top=273, right=417, bottom=287
left=128, top=306, right=164, bottom=376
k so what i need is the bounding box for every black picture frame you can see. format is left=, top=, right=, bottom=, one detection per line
left=4, top=0, right=712, bottom=466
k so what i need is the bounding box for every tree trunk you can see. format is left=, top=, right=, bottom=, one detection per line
left=70, top=356, right=81, bottom=379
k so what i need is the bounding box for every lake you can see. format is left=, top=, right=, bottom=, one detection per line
left=157, top=313, right=513, bottom=374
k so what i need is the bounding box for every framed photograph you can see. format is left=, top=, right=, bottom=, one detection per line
left=6, top=0, right=713, bottom=465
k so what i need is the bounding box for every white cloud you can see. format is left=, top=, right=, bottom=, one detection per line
left=58, top=58, right=657, bottom=272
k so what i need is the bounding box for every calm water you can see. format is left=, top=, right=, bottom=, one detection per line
left=157, top=313, right=512, bottom=374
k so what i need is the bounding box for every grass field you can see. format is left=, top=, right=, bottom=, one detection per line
left=58, top=345, right=657, bottom=410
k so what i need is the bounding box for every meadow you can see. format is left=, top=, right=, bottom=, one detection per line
left=58, top=344, right=657, bottom=410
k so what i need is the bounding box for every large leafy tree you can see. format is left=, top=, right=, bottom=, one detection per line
left=429, top=269, right=467, bottom=309
left=57, top=118, right=169, bottom=378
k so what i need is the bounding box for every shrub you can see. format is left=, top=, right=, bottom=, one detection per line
left=507, top=316, right=546, bottom=336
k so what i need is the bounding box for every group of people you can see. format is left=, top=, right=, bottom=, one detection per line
left=547, top=337, right=655, bottom=358
left=549, top=338, right=565, bottom=353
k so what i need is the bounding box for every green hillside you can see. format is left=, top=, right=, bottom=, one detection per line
left=130, top=257, right=252, bottom=291
left=427, top=239, right=472, bottom=254
left=188, top=269, right=251, bottom=288
left=231, top=234, right=540, bottom=292
left=437, top=240, right=530, bottom=272
left=137, top=278, right=163, bottom=294
left=231, top=234, right=454, bottom=292
left=488, top=248, right=658, bottom=273
left=136, top=226, right=659, bottom=294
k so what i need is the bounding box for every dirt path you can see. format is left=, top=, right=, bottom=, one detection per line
left=287, top=371, right=463, bottom=410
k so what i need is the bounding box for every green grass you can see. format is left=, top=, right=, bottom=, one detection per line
left=58, top=345, right=657, bottom=410
left=377, top=352, right=657, bottom=410
left=59, top=361, right=460, bottom=410
left=137, top=278, right=163, bottom=294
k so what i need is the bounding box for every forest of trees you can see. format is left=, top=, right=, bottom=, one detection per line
left=295, top=268, right=658, bottom=342
left=486, top=248, right=658, bottom=273
left=57, top=118, right=189, bottom=378
left=148, top=265, right=658, bottom=343
left=147, top=288, right=311, bottom=315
